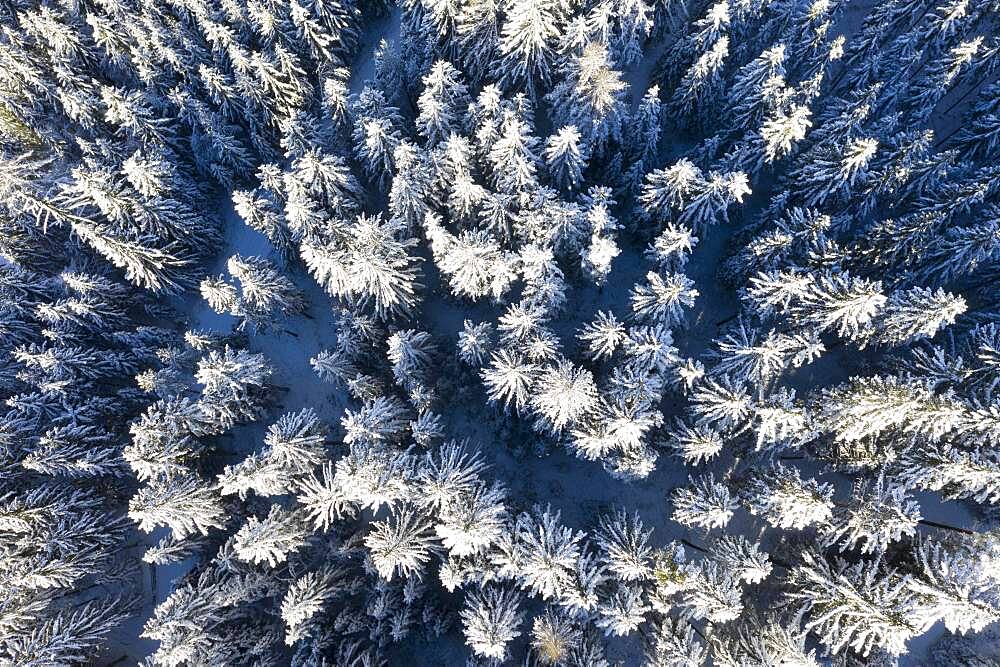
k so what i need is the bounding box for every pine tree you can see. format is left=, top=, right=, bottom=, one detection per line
left=817, top=374, right=968, bottom=444
left=301, top=213, right=423, bottom=319
left=456, top=0, right=503, bottom=82
left=793, top=137, right=880, bottom=208
left=907, top=538, right=1000, bottom=635
left=488, top=111, right=543, bottom=197
left=578, top=311, right=628, bottom=361
left=547, top=42, right=629, bottom=154
left=3, top=597, right=137, bottom=667
left=457, top=320, right=495, bottom=367
left=460, top=585, right=525, bottom=660
left=265, top=408, right=328, bottom=470
left=281, top=566, right=351, bottom=645
left=530, top=360, right=599, bottom=434
left=672, top=36, right=730, bottom=120
left=711, top=535, right=772, bottom=584
left=596, top=583, right=649, bottom=636
left=788, top=552, right=919, bottom=657
left=595, top=509, right=654, bottom=582
left=664, top=420, right=725, bottom=465
left=233, top=504, right=310, bottom=567
left=416, top=60, right=471, bottom=146
left=679, top=559, right=744, bottom=624
left=645, top=615, right=707, bottom=666
left=759, top=104, right=813, bottom=165
left=481, top=349, right=540, bottom=413
left=499, top=0, right=564, bottom=95
left=746, top=464, right=834, bottom=530
left=863, top=286, right=966, bottom=348
left=436, top=481, right=508, bottom=557
left=628, top=85, right=664, bottom=163
left=728, top=44, right=789, bottom=129
left=786, top=271, right=887, bottom=340
left=950, top=83, right=1000, bottom=161
left=226, top=254, right=307, bottom=328
left=128, top=474, right=226, bottom=538
left=507, top=505, right=584, bottom=600
left=531, top=608, right=583, bottom=665
left=895, top=440, right=1000, bottom=504
left=672, top=473, right=737, bottom=530
left=710, top=612, right=818, bottom=666
left=365, top=507, right=439, bottom=580
left=630, top=271, right=699, bottom=327
left=545, top=125, right=589, bottom=190
left=689, top=376, right=753, bottom=432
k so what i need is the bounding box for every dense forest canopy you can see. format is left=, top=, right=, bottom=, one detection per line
left=1, top=0, right=1000, bottom=664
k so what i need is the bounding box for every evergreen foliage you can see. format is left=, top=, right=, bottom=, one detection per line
left=3, top=0, right=1000, bottom=663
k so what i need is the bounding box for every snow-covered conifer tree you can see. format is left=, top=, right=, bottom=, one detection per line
left=788, top=552, right=918, bottom=656
left=499, top=0, right=564, bottom=95
left=233, top=504, right=310, bottom=567
left=545, top=125, right=589, bottom=191
left=366, top=507, right=439, bottom=580
left=481, top=349, right=540, bottom=413
left=595, top=509, right=653, bottom=582
left=129, top=474, right=226, bottom=538
left=531, top=608, right=583, bottom=665
left=226, top=254, right=307, bottom=328
left=416, top=60, right=471, bottom=146
left=630, top=271, right=699, bottom=327
left=461, top=585, right=525, bottom=660
left=907, top=538, right=1000, bottom=635
left=745, top=464, right=834, bottom=530
left=679, top=559, right=744, bottom=624
left=548, top=42, right=629, bottom=154
left=530, top=360, right=598, bottom=434
left=672, top=473, right=737, bottom=530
